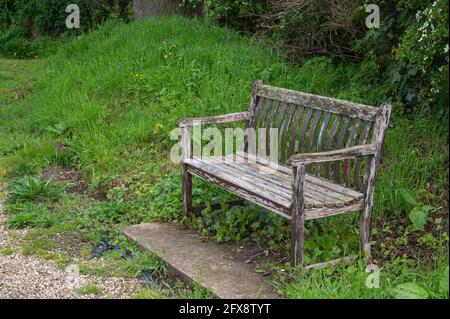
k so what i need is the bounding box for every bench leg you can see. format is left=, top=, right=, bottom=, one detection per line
left=291, top=205, right=305, bottom=268
left=360, top=199, right=373, bottom=264
left=360, top=156, right=377, bottom=264
left=291, top=165, right=306, bottom=269
left=182, top=163, right=192, bottom=215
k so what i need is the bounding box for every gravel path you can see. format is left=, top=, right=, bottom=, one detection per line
left=0, top=197, right=142, bottom=299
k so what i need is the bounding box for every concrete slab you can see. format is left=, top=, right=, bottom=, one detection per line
left=124, top=222, right=279, bottom=299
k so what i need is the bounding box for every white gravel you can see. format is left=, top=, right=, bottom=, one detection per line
left=0, top=197, right=142, bottom=299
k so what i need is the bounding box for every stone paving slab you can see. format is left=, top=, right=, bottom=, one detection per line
left=124, top=222, right=279, bottom=299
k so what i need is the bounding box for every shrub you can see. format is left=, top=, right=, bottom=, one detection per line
left=394, top=0, right=449, bottom=111
left=201, top=0, right=449, bottom=112
left=204, top=0, right=268, bottom=33
left=0, top=0, right=133, bottom=58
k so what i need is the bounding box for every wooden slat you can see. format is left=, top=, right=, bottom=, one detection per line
left=289, top=144, right=376, bottom=165
left=280, top=104, right=296, bottom=162
left=334, top=117, right=352, bottom=184
left=221, top=161, right=323, bottom=209
left=354, top=121, right=372, bottom=191
left=266, top=100, right=280, bottom=130
left=197, top=154, right=364, bottom=214
left=325, top=114, right=341, bottom=179
left=243, top=154, right=364, bottom=200
left=177, top=112, right=251, bottom=127
left=245, top=80, right=262, bottom=152
left=304, top=257, right=353, bottom=270
left=223, top=154, right=359, bottom=207
left=274, top=102, right=288, bottom=158
left=275, top=102, right=288, bottom=132
left=257, top=98, right=272, bottom=157
left=233, top=151, right=365, bottom=201
left=343, top=119, right=362, bottom=186
left=222, top=157, right=325, bottom=208
left=265, top=101, right=280, bottom=157
left=256, top=84, right=378, bottom=121
left=222, top=156, right=326, bottom=208
left=307, top=110, right=323, bottom=152
left=297, top=108, right=314, bottom=154
left=305, top=202, right=364, bottom=220
left=201, top=158, right=292, bottom=200
left=287, top=106, right=305, bottom=158
left=306, top=183, right=353, bottom=207
left=190, top=158, right=291, bottom=207
left=315, top=112, right=331, bottom=175
left=258, top=98, right=272, bottom=128
left=306, top=174, right=364, bottom=200
left=186, top=161, right=291, bottom=218
left=252, top=97, right=265, bottom=129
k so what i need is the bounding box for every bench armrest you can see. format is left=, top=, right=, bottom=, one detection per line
left=288, top=144, right=377, bottom=166
left=177, top=112, right=251, bottom=128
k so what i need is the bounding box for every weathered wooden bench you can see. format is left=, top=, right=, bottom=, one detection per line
left=177, top=80, right=391, bottom=269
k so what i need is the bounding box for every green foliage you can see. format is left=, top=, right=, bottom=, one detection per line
left=439, top=266, right=449, bottom=296
left=199, top=204, right=289, bottom=244
left=399, top=188, right=436, bottom=232
left=6, top=176, right=62, bottom=203
left=0, top=0, right=132, bottom=58
left=392, top=282, right=429, bottom=299
left=0, top=25, right=56, bottom=58
left=6, top=158, right=38, bottom=178
left=5, top=203, right=58, bottom=229
left=0, top=0, right=132, bottom=34
left=278, top=259, right=449, bottom=299
left=1, top=246, right=14, bottom=256
left=354, top=0, right=449, bottom=112
left=204, top=0, right=449, bottom=112
left=204, top=0, right=268, bottom=33
left=75, top=283, right=101, bottom=295
left=408, top=206, right=433, bottom=232
left=395, top=0, right=449, bottom=110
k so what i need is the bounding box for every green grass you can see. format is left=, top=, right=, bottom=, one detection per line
left=75, top=283, right=101, bottom=296
left=1, top=245, right=14, bottom=256
left=0, top=16, right=448, bottom=299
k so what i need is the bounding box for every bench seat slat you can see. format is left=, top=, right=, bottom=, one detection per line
left=186, top=158, right=292, bottom=208
left=185, top=154, right=364, bottom=212
left=234, top=151, right=364, bottom=200
left=219, top=158, right=324, bottom=209
left=221, top=156, right=356, bottom=208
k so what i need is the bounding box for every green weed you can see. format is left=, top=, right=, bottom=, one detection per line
left=6, top=176, right=62, bottom=204
left=75, top=283, right=101, bottom=296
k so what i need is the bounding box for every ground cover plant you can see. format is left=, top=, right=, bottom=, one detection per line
left=0, top=16, right=448, bottom=298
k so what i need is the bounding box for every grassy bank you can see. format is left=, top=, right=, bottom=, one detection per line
left=0, top=17, right=448, bottom=298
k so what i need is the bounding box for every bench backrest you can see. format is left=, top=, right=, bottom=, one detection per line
left=246, top=80, right=391, bottom=192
